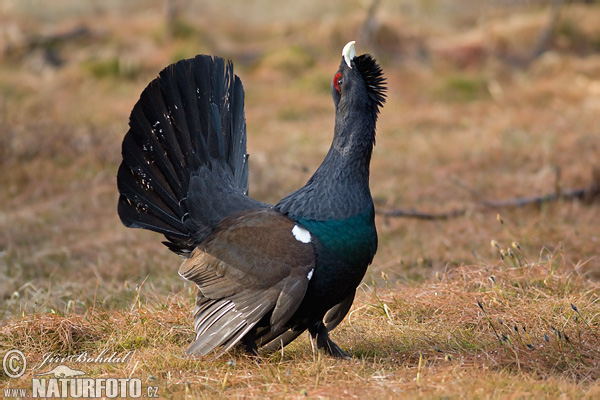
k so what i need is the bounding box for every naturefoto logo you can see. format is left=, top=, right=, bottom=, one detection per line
left=31, top=365, right=144, bottom=398
left=36, top=365, right=86, bottom=378
left=2, top=349, right=159, bottom=399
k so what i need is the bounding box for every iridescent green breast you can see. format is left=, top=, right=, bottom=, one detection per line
left=296, top=212, right=377, bottom=267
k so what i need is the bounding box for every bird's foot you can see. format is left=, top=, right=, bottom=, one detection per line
left=310, top=321, right=350, bottom=359
left=317, top=335, right=349, bottom=359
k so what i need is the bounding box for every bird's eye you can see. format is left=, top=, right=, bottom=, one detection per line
left=333, top=72, right=343, bottom=94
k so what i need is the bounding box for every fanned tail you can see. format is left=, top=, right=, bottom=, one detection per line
left=117, top=55, right=265, bottom=254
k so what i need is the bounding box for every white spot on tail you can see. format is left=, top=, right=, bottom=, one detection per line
left=307, top=269, right=314, bottom=280
left=292, top=225, right=311, bottom=244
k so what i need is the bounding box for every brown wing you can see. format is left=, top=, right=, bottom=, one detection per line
left=178, top=208, right=315, bottom=357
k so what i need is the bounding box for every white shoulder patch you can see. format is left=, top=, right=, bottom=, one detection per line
left=307, top=269, right=314, bottom=280
left=292, top=225, right=311, bottom=244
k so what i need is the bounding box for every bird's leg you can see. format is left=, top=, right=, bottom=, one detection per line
left=308, top=321, right=350, bottom=359
left=240, top=328, right=259, bottom=356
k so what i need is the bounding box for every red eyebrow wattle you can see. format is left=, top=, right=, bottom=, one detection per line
left=333, top=72, right=342, bottom=94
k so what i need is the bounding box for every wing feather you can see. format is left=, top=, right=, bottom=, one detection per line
left=178, top=209, right=315, bottom=356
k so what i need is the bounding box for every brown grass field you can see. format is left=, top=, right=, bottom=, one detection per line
left=1, top=1, right=599, bottom=398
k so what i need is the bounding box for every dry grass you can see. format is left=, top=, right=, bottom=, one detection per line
left=1, top=1, right=600, bottom=398
left=2, top=255, right=599, bottom=398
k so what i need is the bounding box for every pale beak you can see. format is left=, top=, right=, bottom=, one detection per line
left=342, top=41, right=356, bottom=69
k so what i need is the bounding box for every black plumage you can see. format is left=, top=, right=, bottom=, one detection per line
left=117, top=42, right=386, bottom=358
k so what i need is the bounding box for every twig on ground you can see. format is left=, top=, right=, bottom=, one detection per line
left=378, top=167, right=600, bottom=220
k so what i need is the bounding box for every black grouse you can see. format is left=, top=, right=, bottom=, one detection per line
left=117, top=41, right=386, bottom=358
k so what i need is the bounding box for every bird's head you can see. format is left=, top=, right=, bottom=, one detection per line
left=331, top=41, right=386, bottom=119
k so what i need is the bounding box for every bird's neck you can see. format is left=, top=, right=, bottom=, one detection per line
left=274, top=110, right=378, bottom=265
left=275, top=110, right=376, bottom=222
left=312, top=110, right=376, bottom=189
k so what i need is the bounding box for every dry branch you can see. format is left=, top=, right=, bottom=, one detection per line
left=530, top=0, right=564, bottom=60
left=2, top=25, right=92, bottom=62
left=378, top=167, right=600, bottom=220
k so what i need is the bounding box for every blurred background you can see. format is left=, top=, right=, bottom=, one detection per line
left=1, top=0, right=599, bottom=318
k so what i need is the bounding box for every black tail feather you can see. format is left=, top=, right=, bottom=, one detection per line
left=118, top=55, right=265, bottom=254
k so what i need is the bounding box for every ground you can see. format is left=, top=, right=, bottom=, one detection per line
left=1, top=0, right=599, bottom=398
